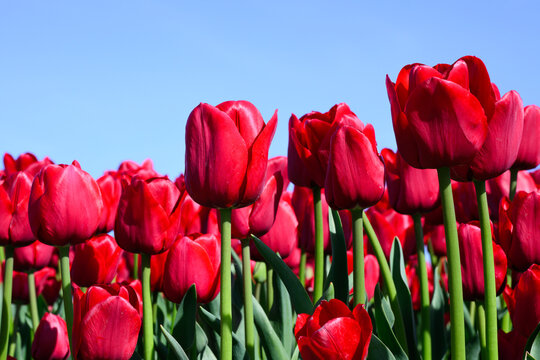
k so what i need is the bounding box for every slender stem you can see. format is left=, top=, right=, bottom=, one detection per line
left=241, top=239, right=255, bottom=359
left=437, top=167, right=466, bottom=360
left=413, top=213, right=431, bottom=360
left=363, top=212, right=409, bottom=353
left=312, top=187, right=324, bottom=302
left=8, top=305, right=19, bottom=358
left=133, top=253, right=139, bottom=280
left=254, top=282, right=262, bottom=302
left=141, top=253, right=154, bottom=360
left=509, top=168, right=518, bottom=201
left=219, top=208, right=233, bottom=360
left=351, top=208, right=365, bottom=306
left=58, top=246, right=74, bottom=356
left=266, top=268, right=274, bottom=312
left=477, top=303, right=487, bottom=360
left=469, top=301, right=477, bottom=329
left=0, top=246, right=14, bottom=360
left=299, top=250, right=307, bottom=287
left=474, top=180, right=498, bottom=360
left=28, top=272, right=40, bottom=333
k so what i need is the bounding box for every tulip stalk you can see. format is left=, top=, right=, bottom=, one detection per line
left=133, top=253, right=139, bottom=280
left=476, top=303, right=487, bottom=360
left=141, top=253, right=154, bottom=360
left=351, top=208, right=365, bottom=306
left=219, top=208, right=233, bottom=360
left=58, top=246, right=74, bottom=356
left=266, top=268, right=274, bottom=311
left=473, top=180, right=498, bottom=360
left=412, top=213, right=431, bottom=360
left=509, top=169, right=518, bottom=201
left=312, top=187, right=324, bottom=302
left=28, top=272, right=40, bottom=333
left=437, top=167, right=466, bottom=360
left=0, top=246, right=14, bottom=360
left=363, top=212, right=409, bottom=354
left=299, top=250, right=307, bottom=287
left=241, top=239, right=255, bottom=359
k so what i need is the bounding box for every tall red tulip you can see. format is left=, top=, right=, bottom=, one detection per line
left=13, top=240, right=55, bottom=272
left=512, top=105, right=540, bottom=170
left=504, top=264, right=540, bottom=338
left=31, top=313, right=70, bottom=360
left=185, top=100, right=277, bottom=209
left=294, top=299, right=372, bottom=360
left=28, top=161, right=103, bottom=246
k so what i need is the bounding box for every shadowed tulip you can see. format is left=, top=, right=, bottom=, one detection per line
left=96, top=171, right=123, bottom=234
left=13, top=240, right=55, bottom=272
left=31, top=313, right=70, bottom=360
left=12, top=267, right=60, bottom=304
left=512, top=105, right=540, bottom=170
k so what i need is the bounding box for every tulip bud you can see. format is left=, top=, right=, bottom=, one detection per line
left=13, top=240, right=55, bottom=272
left=96, top=171, right=123, bottom=234
left=512, top=105, right=540, bottom=170
left=504, top=264, right=540, bottom=338
left=31, top=313, right=70, bottom=360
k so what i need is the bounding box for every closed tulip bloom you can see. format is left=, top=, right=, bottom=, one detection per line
left=13, top=240, right=55, bottom=272
left=452, top=181, right=479, bottom=223
left=513, top=105, right=540, bottom=170
left=96, top=171, right=123, bottom=233
left=163, top=234, right=220, bottom=304
left=346, top=253, right=380, bottom=300
left=73, top=284, right=142, bottom=360
left=504, top=264, right=540, bottom=338
left=28, top=161, right=103, bottom=246
left=485, top=170, right=536, bottom=221
left=31, top=313, right=70, bottom=360
left=499, top=190, right=540, bottom=271
left=185, top=100, right=277, bottom=209
left=386, top=56, right=491, bottom=169
left=3, top=152, right=38, bottom=176
left=115, top=176, right=183, bottom=255
left=12, top=267, right=60, bottom=304
left=458, top=222, right=507, bottom=301
left=71, top=234, right=123, bottom=287
left=382, top=148, right=440, bottom=214
left=294, top=299, right=372, bottom=360
left=178, top=194, right=219, bottom=236
left=365, top=207, right=415, bottom=260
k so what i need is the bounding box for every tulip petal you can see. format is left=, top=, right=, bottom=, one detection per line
left=217, top=100, right=265, bottom=149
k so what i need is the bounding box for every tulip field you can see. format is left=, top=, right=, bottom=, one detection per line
left=1, top=55, right=540, bottom=360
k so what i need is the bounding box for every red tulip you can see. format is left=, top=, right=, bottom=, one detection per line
left=178, top=194, right=219, bottom=237
left=294, top=299, right=372, bottom=360
left=386, top=56, right=491, bottom=169
left=498, top=329, right=528, bottom=360
left=365, top=207, right=415, bottom=260
left=288, top=103, right=363, bottom=188
left=347, top=253, right=380, bottom=300
left=504, top=264, right=540, bottom=338
left=71, top=234, right=123, bottom=287
left=452, top=181, right=479, bottom=223
left=498, top=190, right=540, bottom=271
left=115, top=176, right=183, bottom=255
left=532, top=169, right=540, bottom=188
left=485, top=170, right=536, bottom=221
left=4, top=152, right=39, bottom=176
left=325, top=118, right=385, bottom=210
left=424, top=224, right=447, bottom=257
left=12, top=267, right=60, bottom=304
left=185, top=100, right=277, bottom=209
left=73, top=284, right=141, bottom=360
left=150, top=249, right=170, bottom=292
left=382, top=148, right=440, bottom=214
left=28, top=161, right=103, bottom=246
left=117, top=159, right=158, bottom=180
left=31, top=313, right=70, bottom=360
left=292, top=186, right=330, bottom=254
left=96, top=171, right=123, bottom=233
left=163, top=234, right=220, bottom=304
left=13, top=240, right=55, bottom=272
left=512, top=105, right=540, bottom=170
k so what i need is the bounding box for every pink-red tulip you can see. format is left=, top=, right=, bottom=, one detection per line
left=185, top=100, right=277, bottom=209
left=13, top=240, right=55, bottom=272
left=31, top=313, right=70, bottom=360
left=96, top=171, right=123, bottom=233
left=117, top=159, right=158, bottom=180
left=150, top=249, right=170, bottom=292
left=485, top=170, right=536, bottom=221
left=292, top=186, right=330, bottom=254
left=365, top=207, right=415, bottom=260
left=424, top=224, right=447, bottom=257
left=28, top=161, right=103, bottom=246
left=512, top=105, right=540, bottom=170
left=12, top=267, right=60, bottom=304
left=178, top=193, right=219, bottom=237
left=294, top=299, right=372, bottom=360
left=346, top=252, right=380, bottom=300
left=163, top=234, right=220, bottom=304
left=3, top=152, right=39, bottom=176
left=504, top=264, right=540, bottom=338
left=115, top=176, right=183, bottom=255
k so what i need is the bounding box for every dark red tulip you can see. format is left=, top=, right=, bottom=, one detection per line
left=115, top=176, right=183, bottom=255
left=457, top=222, right=507, bottom=301
left=13, top=240, right=55, bottom=272
left=512, top=105, right=540, bottom=170
left=325, top=118, right=385, bottom=210
left=71, top=234, right=123, bottom=287
left=382, top=148, right=440, bottom=214
left=386, top=56, right=491, bottom=169
left=504, top=264, right=540, bottom=338
left=498, top=329, right=528, bottom=360
left=424, top=224, right=447, bottom=257
left=31, top=313, right=70, bottom=360
left=288, top=103, right=363, bottom=188
left=499, top=190, right=540, bottom=271
left=73, top=283, right=141, bottom=360
left=532, top=169, right=540, bottom=187
left=150, top=249, right=170, bottom=292
left=452, top=181, right=479, bottom=223
left=292, top=186, right=330, bottom=254
left=28, top=161, right=103, bottom=246
left=346, top=253, right=380, bottom=301
left=406, top=256, right=434, bottom=311
left=12, top=267, right=60, bottom=304
left=178, top=194, right=219, bottom=237
left=96, top=171, right=123, bottom=233
left=185, top=100, right=277, bottom=209
left=0, top=172, right=37, bottom=247
left=485, top=170, right=536, bottom=221
left=294, top=299, right=372, bottom=360
left=163, top=234, right=220, bottom=304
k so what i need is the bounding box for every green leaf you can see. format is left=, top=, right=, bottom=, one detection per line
left=268, top=275, right=294, bottom=355
left=430, top=263, right=449, bottom=360
left=373, top=286, right=408, bottom=360
left=198, top=306, right=248, bottom=359
left=251, top=235, right=313, bottom=314
left=524, top=322, right=540, bottom=360
left=324, top=209, right=349, bottom=303
left=160, top=325, right=190, bottom=360
left=367, top=334, right=397, bottom=360
left=252, top=295, right=289, bottom=360
left=171, top=284, right=197, bottom=351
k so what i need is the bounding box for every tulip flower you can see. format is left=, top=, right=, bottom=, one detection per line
left=117, top=159, right=158, bottom=180
left=13, top=240, right=55, bottom=272
left=31, top=313, right=70, bottom=360
left=12, top=267, right=60, bottom=304
left=96, top=171, right=123, bottom=234
left=512, top=105, right=540, bottom=170
left=365, top=207, right=415, bottom=260
left=498, top=329, right=528, bottom=360
left=71, top=234, right=123, bottom=287
left=178, top=194, right=219, bottom=237
left=163, top=234, right=220, bottom=304
left=73, top=284, right=142, bottom=360
left=485, top=170, right=536, bottom=221
left=3, top=152, right=53, bottom=178
left=294, top=299, right=372, bottom=360
left=150, top=249, right=170, bottom=292
left=504, top=264, right=540, bottom=338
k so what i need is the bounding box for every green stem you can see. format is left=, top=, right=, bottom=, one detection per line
left=141, top=253, right=154, bottom=360
left=312, top=187, right=324, bottom=302
left=299, top=250, right=307, bottom=287
left=509, top=168, right=518, bottom=201
left=413, top=213, right=431, bottom=360
left=437, top=167, right=466, bottom=360
left=363, top=212, right=409, bottom=353
left=241, top=239, right=255, bottom=359
left=8, top=305, right=19, bottom=358
left=219, top=208, right=233, bottom=360
left=28, top=272, right=40, bottom=333
left=474, top=180, right=498, bottom=360
left=266, top=268, right=274, bottom=312
left=469, top=301, right=477, bottom=329
left=58, top=246, right=74, bottom=356
left=351, top=208, right=365, bottom=306
left=477, top=302, right=487, bottom=360
left=133, top=253, right=139, bottom=280
left=0, top=246, right=13, bottom=360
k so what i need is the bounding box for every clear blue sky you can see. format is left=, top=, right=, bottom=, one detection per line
left=1, top=1, right=538, bottom=178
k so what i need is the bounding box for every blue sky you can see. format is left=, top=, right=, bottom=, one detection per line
left=1, top=1, right=538, bottom=178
